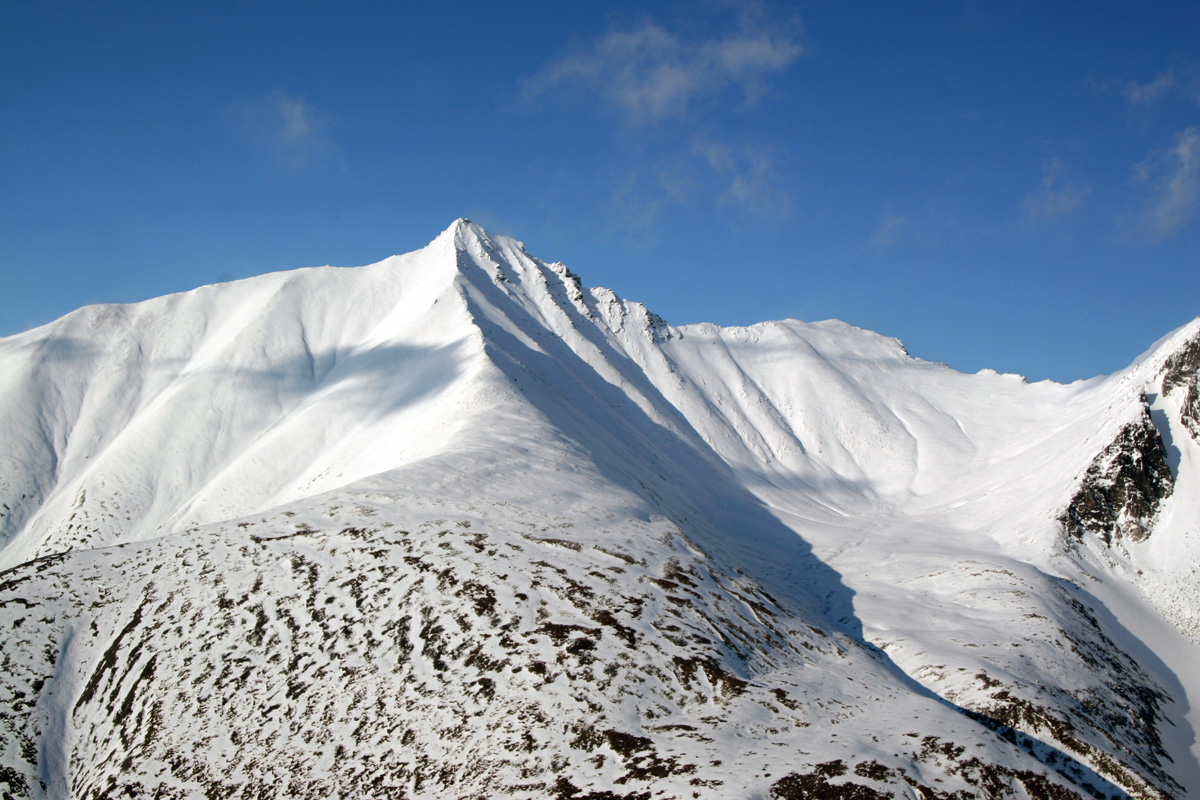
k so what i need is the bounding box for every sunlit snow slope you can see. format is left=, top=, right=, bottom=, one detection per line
left=1, top=220, right=1198, bottom=800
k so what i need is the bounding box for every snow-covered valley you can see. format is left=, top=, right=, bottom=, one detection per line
left=1, top=220, right=1198, bottom=799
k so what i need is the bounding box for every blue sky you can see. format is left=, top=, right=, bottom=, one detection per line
left=2, top=1, right=1198, bottom=381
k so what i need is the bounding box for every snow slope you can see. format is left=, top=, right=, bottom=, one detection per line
left=1, top=220, right=1197, bottom=799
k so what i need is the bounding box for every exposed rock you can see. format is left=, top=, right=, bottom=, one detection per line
left=1181, top=380, right=1200, bottom=442
left=1160, top=332, right=1200, bottom=396
left=1059, top=404, right=1175, bottom=544
left=1162, top=331, right=1200, bottom=443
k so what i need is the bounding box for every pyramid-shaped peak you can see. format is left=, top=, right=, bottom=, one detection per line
left=414, top=219, right=512, bottom=280
left=449, top=217, right=476, bottom=236
left=430, top=218, right=536, bottom=276
left=433, top=217, right=496, bottom=248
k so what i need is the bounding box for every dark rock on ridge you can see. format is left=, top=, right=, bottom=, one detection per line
left=1160, top=333, right=1200, bottom=396
left=1161, top=332, right=1200, bottom=442
left=1059, top=404, right=1175, bottom=545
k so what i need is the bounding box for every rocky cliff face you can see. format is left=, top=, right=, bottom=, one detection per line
left=1161, top=332, right=1200, bottom=442
left=1181, top=382, right=1200, bottom=442
left=1059, top=403, right=1175, bottom=545
left=1160, top=333, right=1200, bottom=396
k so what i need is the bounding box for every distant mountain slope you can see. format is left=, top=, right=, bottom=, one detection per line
left=1, top=220, right=1197, bottom=799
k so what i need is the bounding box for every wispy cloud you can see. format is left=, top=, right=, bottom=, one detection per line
left=1023, top=157, right=1088, bottom=220
left=522, top=8, right=801, bottom=228
left=869, top=211, right=911, bottom=249
left=522, top=16, right=801, bottom=123
left=228, top=92, right=340, bottom=172
left=609, top=169, right=671, bottom=237
left=1102, top=65, right=1200, bottom=107
left=1117, top=70, right=1176, bottom=105
left=867, top=207, right=982, bottom=252
left=691, top=138, right=789, bottom=214
left=1134, top=126, right=1200, bottom=239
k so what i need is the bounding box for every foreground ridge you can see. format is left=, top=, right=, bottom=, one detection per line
left=1, top=221, right=1198, bottom=799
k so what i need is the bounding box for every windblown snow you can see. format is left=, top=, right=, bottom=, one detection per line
left=1, top=220, right=1198, bottom=799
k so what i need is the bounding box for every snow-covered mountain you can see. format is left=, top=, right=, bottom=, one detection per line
left=1, top=220, right=1197, bottom=799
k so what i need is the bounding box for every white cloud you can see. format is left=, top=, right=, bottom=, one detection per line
left=523, top=17, right=801, bottom=123
left=1135, top=126, right=1200, bottom=239
left=1022, top=157, right=1088, bottom=220
left=1105, top=65, right=1200, bottom=107
left=1119, top=70, right=1176, bottom=105
left=869, top=211, right=911, bottom=249
left=866, top=208, right=980, bottom=252
left=609, top=169, right=670, bottom=235
left=229, top=92, right=340, bottom=172
left=523, top=9, right=800, bottom=227
left=691, top=139, right=789, bottom=214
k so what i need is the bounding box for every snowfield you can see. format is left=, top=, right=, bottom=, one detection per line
left=1, top=220, right=1197, bottom=799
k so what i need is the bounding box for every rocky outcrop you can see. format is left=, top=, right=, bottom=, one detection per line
left=1180, top=381, right=1200, bottom=442
left=1161, top=331, right=1200, bottom=442
left=1059, top=404, right=1175, bottom=545
left=1160, top=332, right=1200, bottom=395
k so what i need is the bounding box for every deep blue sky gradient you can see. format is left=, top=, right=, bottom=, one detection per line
left=3, top=1, right=1198, bottom=381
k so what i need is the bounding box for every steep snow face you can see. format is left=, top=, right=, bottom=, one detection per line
left=0, top=222, right=499, bottom=568
left=432, top=222, right=1200, bottom=796
left=1, top=220, right=1198, bottom=799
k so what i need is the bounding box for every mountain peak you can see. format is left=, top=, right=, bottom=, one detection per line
left=1, top=223, right=1198, bottom=799
left=433, top=217, right=504, bottom=252
left=424, top=218, right=530, bottom=282
left=446, top=216, right=477, bottom=238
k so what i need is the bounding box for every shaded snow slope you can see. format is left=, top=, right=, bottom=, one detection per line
left=1, top=220, right=1198, bottom=799
left=0, top=224, right=490, bottom=567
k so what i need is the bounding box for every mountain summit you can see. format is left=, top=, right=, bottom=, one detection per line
left=1, top=222, right=1198, bottom=799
